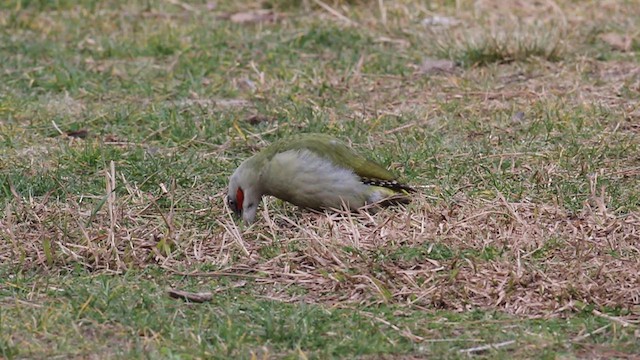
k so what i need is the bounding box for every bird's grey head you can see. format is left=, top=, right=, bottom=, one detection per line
left=227, top=161, right=261, bottom=224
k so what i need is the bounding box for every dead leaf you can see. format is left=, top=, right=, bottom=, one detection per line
left=236, top=77, right=256, bottom=92
left=104, top=134, right=118, bottom=142
left=421, top=15, right=460, bottom=27
left=215, top=99, right=251, bottom=108
left=66, top=129, right=89, bottom=138
left=246, top=114, right=272, bottom=125
left=419, top=58, right=456, bottom=74
left=230, top=10, right=277, bottom=24
left=511, top=111, right=525, bottom=122
left=599, top=32, right=632, bottom=52
left=627, top=107, right=640, bottom=120
left=175, top=98, right=251, bottom=108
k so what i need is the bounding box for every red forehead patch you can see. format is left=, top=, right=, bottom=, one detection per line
left=236, top=188, right=244, bottom=212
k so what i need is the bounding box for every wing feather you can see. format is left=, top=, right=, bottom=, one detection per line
left=264, top=133, right=397, bottom=181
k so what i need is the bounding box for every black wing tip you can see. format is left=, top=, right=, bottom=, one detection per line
left=361, top=177, right=416, bottom=193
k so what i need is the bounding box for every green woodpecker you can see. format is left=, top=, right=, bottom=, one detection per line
left=227, top=133, right=415, bottom=223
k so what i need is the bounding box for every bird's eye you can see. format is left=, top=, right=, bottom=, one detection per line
left=227, top=197, right=235, bottom=207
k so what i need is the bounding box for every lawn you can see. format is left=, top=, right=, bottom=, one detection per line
left=0, top=0, right=639, bottom=358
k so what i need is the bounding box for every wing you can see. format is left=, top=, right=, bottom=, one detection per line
left=265, top=133, right=398, bottom=181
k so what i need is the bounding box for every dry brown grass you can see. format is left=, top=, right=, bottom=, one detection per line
left=2, top=162, right=638, bottom=322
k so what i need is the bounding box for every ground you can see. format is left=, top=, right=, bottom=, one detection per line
left=0, top=0, right=639, bottom=358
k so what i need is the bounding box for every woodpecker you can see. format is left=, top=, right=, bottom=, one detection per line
left=227, top=133, right=415, bottom=223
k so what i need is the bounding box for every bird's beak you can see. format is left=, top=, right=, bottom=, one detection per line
left=232, top=206, right=242, bottom=218
left=227, top=195, right=242, bottom=219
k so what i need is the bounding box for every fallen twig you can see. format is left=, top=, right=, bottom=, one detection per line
left=167, top=289, right=213, bottom=303
left=459, top=340, right=516, bottom=354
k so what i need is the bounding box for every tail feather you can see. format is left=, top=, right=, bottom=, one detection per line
left=360, top=177, right=416, bottom=194
left=361, top=177, right=416, bottom=193
left=366, top=186, right=412, bottom=207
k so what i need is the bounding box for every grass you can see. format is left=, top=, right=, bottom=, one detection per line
left=1, top=0, right=639, bottom=358
left=1, top=269, right=634, bottom=358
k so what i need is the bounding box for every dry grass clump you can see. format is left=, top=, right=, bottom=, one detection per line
left=423, top=2, right=566, bottom=67
left=1, top=163, right=638, bottom=320
left=432, top=25, right=564, bottom=66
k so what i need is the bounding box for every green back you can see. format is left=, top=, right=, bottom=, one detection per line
left=260, top=133, right=397, bottom=181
